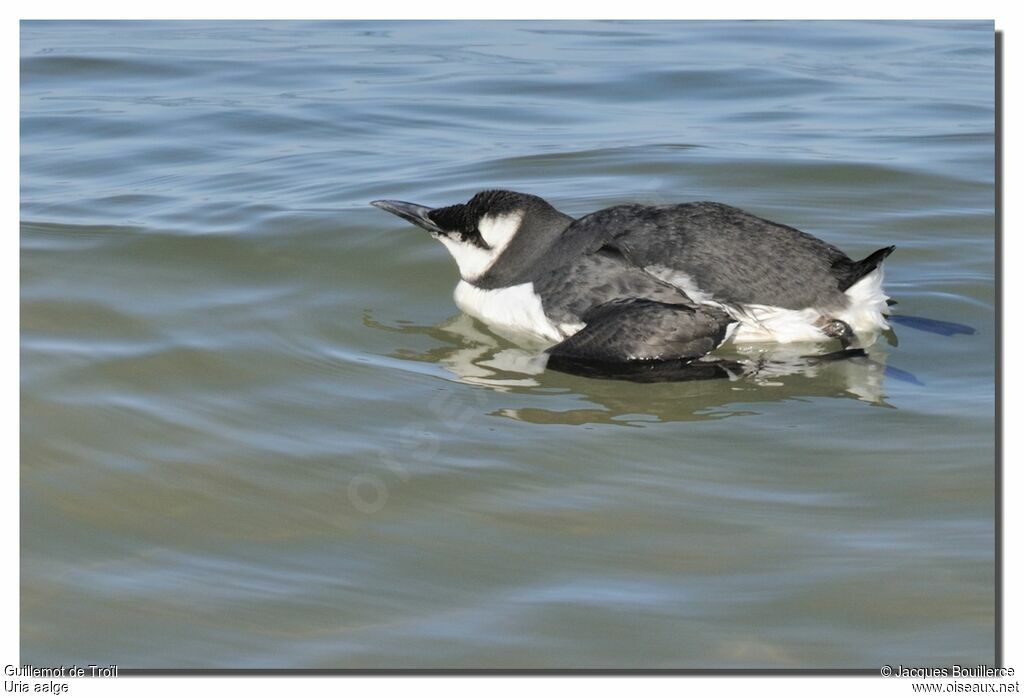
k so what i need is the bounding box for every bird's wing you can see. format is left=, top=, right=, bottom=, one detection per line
left=570, top=202, right=852, bottom=310
left=532, top=248, right=697, bottom=328
left=545, top=298, right=732, bottom=366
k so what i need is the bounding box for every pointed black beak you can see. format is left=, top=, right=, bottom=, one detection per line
left=370, top=200, right=444, bottom=233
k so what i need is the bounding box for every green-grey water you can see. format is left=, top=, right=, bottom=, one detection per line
left=20, top=20, right=995, bottom=669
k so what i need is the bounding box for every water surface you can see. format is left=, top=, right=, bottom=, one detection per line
left=21, top=20, right=995, bottom=669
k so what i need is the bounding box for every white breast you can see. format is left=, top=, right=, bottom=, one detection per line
left=453, top=281, right=579, bottom=344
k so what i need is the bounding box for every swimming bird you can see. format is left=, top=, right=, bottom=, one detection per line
left=371, top=190, right=893, bottom=371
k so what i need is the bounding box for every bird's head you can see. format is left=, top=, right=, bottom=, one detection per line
left=371, top=190, right=571, bottom=283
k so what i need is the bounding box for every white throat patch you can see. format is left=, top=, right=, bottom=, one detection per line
left=478, top=211, right=521, bottom=250
left=437, top=211, right=522, bottom=282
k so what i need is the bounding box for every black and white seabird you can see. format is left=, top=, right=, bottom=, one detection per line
left=371, top=190, right=894, bottom=370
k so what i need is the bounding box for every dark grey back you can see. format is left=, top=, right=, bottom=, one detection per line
left=581, top=202, right=853, bottom=310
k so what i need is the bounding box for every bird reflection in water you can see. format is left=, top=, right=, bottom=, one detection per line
left=364, top=311, right=927, bottom=425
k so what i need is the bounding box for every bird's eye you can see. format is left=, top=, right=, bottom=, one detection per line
left=459, top=228, right=491, bottom=250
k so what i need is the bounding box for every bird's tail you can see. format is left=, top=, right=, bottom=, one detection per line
left=835, top=245, right=896, bottom=292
